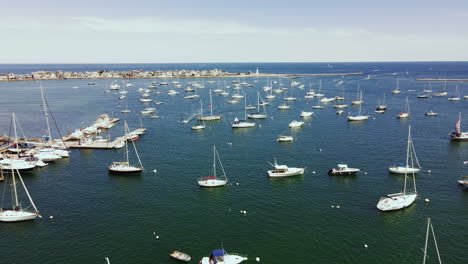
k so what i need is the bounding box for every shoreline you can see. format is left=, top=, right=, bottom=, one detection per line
left=0, top=72, right=363, bottom=82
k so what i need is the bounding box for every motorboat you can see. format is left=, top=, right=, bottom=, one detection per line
left=199, top=249, right=247, bottom=264
left=300, top=111, right=314, bottom=117
left=425, top=111, right=439, bottom=116
left=289, top=120, right=304, bottom=128
left=336, top=110, right=344, bottom=115
left=170, top=250, right=191, bottom=262
left=312, top=105, right=324, bottom=109
left=267, top=159, right=305, bottom=177
left=277, top=135, right=294, bottom=142
left=328, top=164, right=360, bottom=175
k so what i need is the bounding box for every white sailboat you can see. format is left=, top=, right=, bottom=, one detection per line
left=198, top=90, right=221, bottom=121
left=376, top=93, right=388, bottom=112
left=448, top=85, right=461, bottom=101
left=351, top=85, right=364, bottom=105
left=0, top=168, right=41, bottom=222
left=247, top=92, right=267, bottom=119
left=397, top=96, right=410, bottom=119
left=392, top=78, right=401, bottom=94
left=109, top=122, right=144, bottom=173
left=449, top=112, right=468, bottom=141
left=232, top=97, right=256, bottom=128
left=197, top=146, right=228, bottom=187
left=278, top=92, right=290, bottom=110
left=199, top=249, right=247, bottom=264
left=389, top=125, right=422, bottom=174
left=192, top=101, right=207, bottom=130
left=377, top=126, right=418, bottom=211
left=433, top=81, right=448, bottom=96
left=314, top=80, right=325, bottom=97
left=347, top=92, right=369, bottom=121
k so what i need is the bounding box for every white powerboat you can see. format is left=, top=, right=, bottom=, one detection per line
left=328, top=164, right=360, bottom=175
left=289, top=120, right=304, bottom=128
left=267, top=159, right=305, bottom=177
left=300, top=111, right=314, bottom=117
left=199, top=249, right=247, bottom=264
left=277, top=135, right=294, bottom=142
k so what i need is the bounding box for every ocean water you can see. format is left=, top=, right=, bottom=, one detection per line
left=0, top=62, right=467, bottom=264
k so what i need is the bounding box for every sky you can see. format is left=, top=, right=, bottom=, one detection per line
left=1, top=0, right=468, bottom=63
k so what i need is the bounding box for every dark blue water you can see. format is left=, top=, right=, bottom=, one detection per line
left=0, top=62, right=467, bottom=264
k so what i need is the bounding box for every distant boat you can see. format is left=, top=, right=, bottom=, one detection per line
left=312, top=105, right=324, bottom=109
left=397, top=96, right=410, bottom=119
left=449, top=112, right=468, bottom=141
left=378, top=126, right=418, bottom=211
left=448, top=85, right=461, bottom=101
left=376, top=93, right=388, bottom=111
left=0, top=168, right=41, bottom=222
left=267, top=159, right=304, bottom=177
left=198, top=90, right=221, bottom=121
left=425, top=111, right=439, bottom=116
left=197, top=146, right=227, bottom=187
left=247, top=92, right=267, bottom=119
left=347, top=92, right=369, bottom=121
left=232, top=97, right=255, bottom=128
left=391, top=78, right=401, bottom=94
left=300, top=111, right=314, bottom=118
left=192, top=101, right=206, bottom=130
left=389, top=125, right=422, bottom=174
left=289, top=120, right=304, bottom=128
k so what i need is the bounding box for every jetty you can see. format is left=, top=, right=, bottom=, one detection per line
left=415, top=78, right=468, bottom=82
left=65, top=128, right=146, bottom=149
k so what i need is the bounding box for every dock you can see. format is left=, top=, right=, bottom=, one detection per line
left=64, top=129, right=146, bottom=149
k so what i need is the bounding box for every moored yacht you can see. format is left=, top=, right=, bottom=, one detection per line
left=267, top=159, right=305, bottom=177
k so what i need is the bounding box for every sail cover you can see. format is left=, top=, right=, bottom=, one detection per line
left=212, top=249, right=227, bottom=256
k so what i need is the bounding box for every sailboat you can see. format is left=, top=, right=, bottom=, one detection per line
left=421, top=218, right=443, bottom=264
left=389, top=126, right=422, bottom=174
left=397, top=96, right=410, bottom=118
left=278, top=92, right=290, bottom=110
left=377, top=126, right=418, bottom=211
left=449, top=112, right=468, bottom=141
left=197, top=146, right=228, bottom=187
left=247, top=92, right=267, bottom=119
left=108, top=122, right=144, bottom=173
left=375, top=93, right=388, bottom=112
left=192, top=101, right=207, bottom=130
left=433, top=81, right=448, bottom=96
left=314, top=80, right=325, bottom=97
left=392, top=78, right=401, bottom=94
left=351, top=85, right=364, bottom=105
left=448, top=85, right=461, bottom=101
left=232, top=97, right=256, bottom=128
left=277, top=129, right=294, bottom=142
left=347, top=92, right=369, bottom=121
left=0, top=168, right=41, bottom=222
left=198, top=90, right=221, bottom=120
left=0, top=113, right=38, bottom=172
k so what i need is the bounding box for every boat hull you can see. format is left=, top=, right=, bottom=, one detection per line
left=198, top=179, right=227, bottom=187
left=388, top=166, right=421, bottom=174
left=198, top=116, right=221, bottom=121
left=268, top=168, right=304, bottom=177
left=377, top=193, right=417, bottom=211
left=0, top=210, right=38, bottom=222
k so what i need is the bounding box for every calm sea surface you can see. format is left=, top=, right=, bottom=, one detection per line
left=0, top=62, right=467, bottom=264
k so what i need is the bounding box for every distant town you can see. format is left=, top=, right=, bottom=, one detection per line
left=0, top=68, right=259, bottom=81
left=0, top=68, right=364, bottom=82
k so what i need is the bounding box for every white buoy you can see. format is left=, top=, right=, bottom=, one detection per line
left=336, top=205, right=340, bottom=208
left=259, top=125, right=262, bottom=128
left=236, top=182, right=239, bottom=186
left=153, top=169, right=157, bottom=173
left=256, top=257, right=260, bottom=262
left=156, top=235, right=159, bottom=239
left=312, top=171, right=316, bottom=174
left=153, top=232, right=156, bottom=235
left=49, top=216, right=54, bottom=219
left=331, top=205, right=335, bottom=208
left=425, top=198, right=430, bottom=203
left=364, top=244, right=368, bottom=248
left=427, top=170, right=431, bottom=173
left=319, top=149, right=322, bottom=152
left=364, top=172, right=368, bottom=175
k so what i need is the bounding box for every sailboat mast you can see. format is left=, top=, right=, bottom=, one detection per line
left=209, top=90, right=213, bottom=116
left=244, top=97, right=247, bottom=120
left=430, top=221, right=442, bottom=264
left=213, top=145, right=216, bottom=177
left=257, top=92, right=260, bottom=112
left=12, top=168, right=19, bottom=208
left=17, top=168, right=39, bottom=213
left=40, top=85, right=53, bottom=144
left=12, top=113, right=19, bottom=154
left=423, top=218, right=430, bottom=264
left=403, top=126, right=411, bottom=195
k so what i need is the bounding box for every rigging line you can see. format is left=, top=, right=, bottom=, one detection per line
left=44, top=96, right=69, bottom=150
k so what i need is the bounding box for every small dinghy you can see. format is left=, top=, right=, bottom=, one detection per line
left=170, top=250, right=191, bottom=262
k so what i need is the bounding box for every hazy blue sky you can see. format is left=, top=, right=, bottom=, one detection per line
left=1, top=0, right=468, bottom=63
